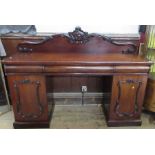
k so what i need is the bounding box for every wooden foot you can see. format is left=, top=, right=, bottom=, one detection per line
left=107, top=120, right=142, bottom=127
left=13, top=121, right=50, bottom=129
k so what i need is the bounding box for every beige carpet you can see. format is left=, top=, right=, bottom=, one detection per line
left=0, top=105, right=155, bottom=129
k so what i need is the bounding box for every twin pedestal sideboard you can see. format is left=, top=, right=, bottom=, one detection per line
left=1, top=27, right=152, bottom=128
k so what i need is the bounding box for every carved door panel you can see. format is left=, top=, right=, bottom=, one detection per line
left=109, top=75, right=148, bottom=120
left=7, top=75, right=48, bottom=122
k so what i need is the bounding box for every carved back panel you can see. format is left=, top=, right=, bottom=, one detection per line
left=17, top=27, right=138, bottom=55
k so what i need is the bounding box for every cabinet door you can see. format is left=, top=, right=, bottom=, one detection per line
left=8, top=75, right=48, bottom=122
left=109, top=75, right=147, bottom=120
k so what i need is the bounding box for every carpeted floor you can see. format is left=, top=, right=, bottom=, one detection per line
left=0, top=104, right=155, bottom=129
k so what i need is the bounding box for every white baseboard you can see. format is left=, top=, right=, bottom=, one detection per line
left=47, top=92, right=110, bottom=99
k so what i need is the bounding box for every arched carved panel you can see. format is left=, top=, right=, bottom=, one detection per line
left=114, top=79, right=142, bottom=118
left=17, top=27, right=138, bottom=54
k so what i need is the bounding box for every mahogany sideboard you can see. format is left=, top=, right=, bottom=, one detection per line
left=1, top=27, right=152, bottom=128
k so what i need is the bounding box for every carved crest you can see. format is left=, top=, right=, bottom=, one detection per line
left=68, top=27, right=89, bottom=44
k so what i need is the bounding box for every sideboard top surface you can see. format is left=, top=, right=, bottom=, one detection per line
left=2, top=52, right=152, bottom=66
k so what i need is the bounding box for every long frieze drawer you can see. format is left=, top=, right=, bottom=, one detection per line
left=115, top=66, right=150, bottom=73
left=4, top=65, right=150, bottom=74
left=44, top=66, right=114, bottom=73
left=5, top=65, right=114, bottom=73
left=4, top=66, right=44, bottom=73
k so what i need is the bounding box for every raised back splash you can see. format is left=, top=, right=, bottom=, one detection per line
left=17, top=27, right=138, bottom=54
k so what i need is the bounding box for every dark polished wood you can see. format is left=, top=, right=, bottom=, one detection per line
left=108, top=75, right=148, bottom=126
left=16, top=27, right=138, bottom=55
left=1, top=31, right=140, bottom=93
left=2, top=27, right=152, bottom=128
left=7, top=75, right=48, bottom=122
